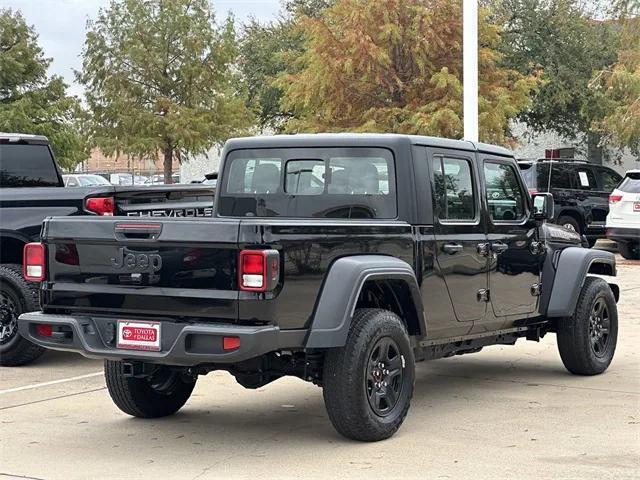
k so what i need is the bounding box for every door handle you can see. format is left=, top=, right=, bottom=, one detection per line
left=442, top=243, right=463, bottom=254
left=477, top=243, right=490, bottom=256
left=490, top=242, right=509, bottom=254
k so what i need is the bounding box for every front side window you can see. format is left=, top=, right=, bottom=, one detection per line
left=219, top=148, right=396, bottom=218
left=484, top=162, right=526, bottom=222
left=431, top=156, right=476, bottom=221
left=597, top=167, right=622, bottom=191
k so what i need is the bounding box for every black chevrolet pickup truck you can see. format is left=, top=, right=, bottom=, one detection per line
left=18, top=134, right=619, bottom=441
left=0, top=133, right=215, bottom=365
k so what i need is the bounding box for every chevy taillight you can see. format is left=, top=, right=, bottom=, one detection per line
left=86, top=196, right=115, bottom=216
left=609, top=194, right=622, bottom=204
left=239, top=249, right=280, bottom=292
left=23, top=243, right=46, bottom=282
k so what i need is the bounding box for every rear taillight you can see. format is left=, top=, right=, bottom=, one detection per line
left=86, top=196, right=114, bottom=216
left=528, top=188, right=538, bottom=196
left=23, top=243, right=46, bottom=282
left=609, top=194, right=623, bottom=204
left=239, top=249, right=280, bottom=292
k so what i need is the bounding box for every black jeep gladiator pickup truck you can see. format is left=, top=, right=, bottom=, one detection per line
left=0, top=133, right=215, bottom=366
left=18, top=134, right=619, bottom=441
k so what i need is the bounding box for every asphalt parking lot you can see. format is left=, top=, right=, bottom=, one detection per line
left=1, top=255, right=639, bottom=480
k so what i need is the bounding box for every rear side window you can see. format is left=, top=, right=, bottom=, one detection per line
left=0, top=144, right=60, bottom=187
left=547, top=164, right=573, bottom=189
left=619, top=172, right=640, bottom=193
left=219, top=148, right=396, bottom=218
left=483, top=162, right=527, bottom=222
left=574, top=167, right=597, bottom=190
left=431, top=156, right=476, bottom=221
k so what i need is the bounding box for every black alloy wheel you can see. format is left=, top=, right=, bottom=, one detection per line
left=366, top=336, right=404, bottom=416
left=588, top=297, right=611, bottom=358
left=0, top=291, right=19, bottom=345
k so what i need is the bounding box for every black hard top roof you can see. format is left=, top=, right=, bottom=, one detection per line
left=224, top=133, right=513, bottom=157
left=0, top=132, right=49, bottom=145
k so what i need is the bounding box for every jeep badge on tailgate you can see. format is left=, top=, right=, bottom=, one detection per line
left=110, top=247, right=162, bottom=272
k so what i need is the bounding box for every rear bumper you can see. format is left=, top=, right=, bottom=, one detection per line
left=18, top=312, right=306, bottom=366
left=606, top=227, right=640, bottom=243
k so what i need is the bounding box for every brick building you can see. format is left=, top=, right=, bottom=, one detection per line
left=77, top=148, right=180, bottom=177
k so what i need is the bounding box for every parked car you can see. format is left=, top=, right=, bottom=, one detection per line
left=191, top=172, right=218, bottom=187
left=518, top=158, right=622, bottom=244
left=607, top=169, right=640, bottom=259
left=0, top=133, right=216, bottom=366
left=62, top=174, right=112, bottom=187
left=145, top=173, right=180, bottom=185
left=18, top=134, right=619, bottom=441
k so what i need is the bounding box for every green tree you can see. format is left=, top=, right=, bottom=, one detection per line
left=78, top=0, right=252, bottom=183
left=590, top=6, right=640, bottom=155
left=239, top=0, right=332, bottom=132
left=492, top=0, right=621, bottom=161
left=0, top=9, right=86, bottom=170
left=278, top=0, right=538, bottom=145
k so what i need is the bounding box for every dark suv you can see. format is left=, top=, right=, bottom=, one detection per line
left=518, top=159, right=622, bottom=244
left=19, top=134, right=619, bottom=441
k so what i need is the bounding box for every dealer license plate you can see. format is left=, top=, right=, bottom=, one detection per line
left=117, top=321, right=161, bottom=351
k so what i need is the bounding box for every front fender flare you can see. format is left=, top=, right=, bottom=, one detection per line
left=546, top=247, right=616, bottom=318
left=305, top=255, right=424, bottom=348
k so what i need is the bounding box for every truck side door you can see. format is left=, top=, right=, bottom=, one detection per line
left=427, top=148, right=488, bottom=324
left=481, top=156, right=541, bottom=321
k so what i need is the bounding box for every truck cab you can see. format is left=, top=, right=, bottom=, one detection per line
left=19, top=134, right=619, bottom=441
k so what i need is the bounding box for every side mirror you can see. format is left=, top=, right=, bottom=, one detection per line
left=532, top=193, right=554, bottom=221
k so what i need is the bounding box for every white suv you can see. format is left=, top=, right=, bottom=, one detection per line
left=606, top=169, right=640, bottom=259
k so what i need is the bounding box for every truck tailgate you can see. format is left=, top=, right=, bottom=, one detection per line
left=41, top=216, right=239, bottom=321
left=114, top=185, right=215, bottom=218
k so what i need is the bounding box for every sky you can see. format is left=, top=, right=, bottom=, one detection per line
left=0, top=0, right=282, bottom=97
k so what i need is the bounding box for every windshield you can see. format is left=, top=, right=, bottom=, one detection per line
left=218, top=147, right=396, bottom=218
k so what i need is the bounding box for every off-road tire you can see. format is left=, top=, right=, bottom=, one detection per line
left=557, top=277, right=618, bottom=375
left=557, top=215, right=581, bottom=235
left=0, top=264, right=46, bottom=366
left=105, top=360, right=196, bottom=418
left=323, top=308, right=415, bottom=441
left=617, top=241, right=640, bottom=260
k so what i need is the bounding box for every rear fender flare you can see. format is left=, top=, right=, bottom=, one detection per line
left=546, top=247, right=617, bottom=318
left=305, top=255, right=424, bottom=348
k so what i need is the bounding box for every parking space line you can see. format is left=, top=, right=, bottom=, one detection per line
left=0, top=372, right=103, bottom=395
left=0, top=387, right=106, bottom=411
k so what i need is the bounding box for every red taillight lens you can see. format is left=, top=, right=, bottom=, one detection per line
left=239, top=250, right=279, bottom=292
left=223, top=336, right=240, bottom=351
left=242, top=252, right=265, bottom=274
left=528, top=188, right=538, bottom=196
left=23, top=243, right=46, bottom=282
left=36, top=324, right=53, bottom=337
left=86, top=196, right=115, bottom=216
left=609, top=194, right=623, bottom=204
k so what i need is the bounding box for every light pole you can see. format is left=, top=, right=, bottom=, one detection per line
left=463, top=0, right=479, bottom=142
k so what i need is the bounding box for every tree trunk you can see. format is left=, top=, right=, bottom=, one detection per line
left=163, top=146, right=173, bottom=184
left=587, top=132, right=603, bottom=166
